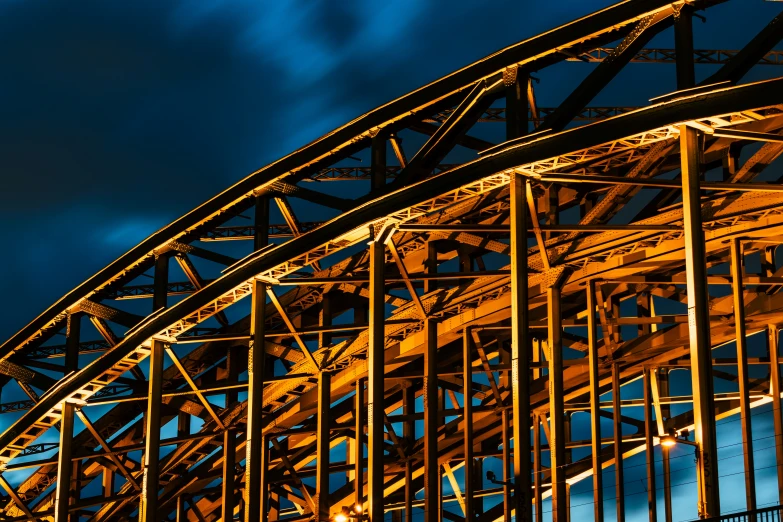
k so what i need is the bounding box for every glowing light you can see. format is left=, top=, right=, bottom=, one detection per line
left=355, top=505, right=363, bottom=514
left=335, top=514, right=348, bottom=522
left=660, top=435, right=677, bottom=447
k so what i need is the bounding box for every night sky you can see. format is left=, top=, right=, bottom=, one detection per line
left=1, top=1, right=783, bottom=520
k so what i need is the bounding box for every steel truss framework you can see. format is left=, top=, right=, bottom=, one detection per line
left=2, top=1, right=783, bottom=521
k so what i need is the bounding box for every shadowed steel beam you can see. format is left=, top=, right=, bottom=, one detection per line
left=316, top=371, right=331, bottom=522
left=423, top=242, right=439, bottom=522
left=403, top=383, right=414, bottom=522
left=613, top=363, right=625, bottom=522
left=674, top=5, right=695, bottom=90
left=393, top=79, right=501, bottom=187
left=139, top=339, right=164, bottom=522
left=526, top=182, right=550, bottom=271
left=54, top=400, right=75, bottom=522
left=539, top=13, right=668, bottom=132
left=769, top=325, right=783, bottom=504
left=587, top=280, right=603, bottom=522
left=164, top=346, right=225, bottom=429
left=506, top=67, right=529, bottom=139
left=388, top=239, right=427, bottom=318
left=355, top=378, right=365, bottom=509
left=0, top=474, right=35, bottom=519
left=548, top=287, right=566, bottom=522
left=76, top=410, right=141, bottom=492
left=681, top=124, right=720, bottom=518
left=367, top=238, right=385, bottom=522
left=533, top=413, right=543, bottom=522
left=644, top=369, right=657, bottom=522
left=371, top=134, right=387, bottom=192
left=463, top=329, right=474, bottom=522
left=660, top=368, right=673, bottom=522
left=502, top=408, right=512, bottom=522
left=153, top=253, right=169, bottom=312
left=702, top=11, right=783, bottom=85
left=511, top=173, right=532, bottom=522
left=267, top=287, right=319, bottom=370
left=222, top=347, right=238, bottom=522
left=730, top=238, right=756, bottom=510
left=245, top=279, right=267, bottom=522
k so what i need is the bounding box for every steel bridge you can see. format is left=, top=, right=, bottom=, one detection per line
left=2, top=1, right=783, bottom=521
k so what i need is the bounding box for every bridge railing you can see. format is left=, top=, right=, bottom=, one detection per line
left=700, top=506, right=783, bottom=522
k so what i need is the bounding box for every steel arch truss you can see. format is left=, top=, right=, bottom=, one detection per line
left=2, top=1, right=783, bottom=521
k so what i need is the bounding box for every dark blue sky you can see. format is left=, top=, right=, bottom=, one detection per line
left=1, top=2, right=782, bottom=520
left=1, top=0, right=779, bottom=341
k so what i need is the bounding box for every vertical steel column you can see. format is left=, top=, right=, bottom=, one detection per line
left=681, top=124, right=719, bottom=518
left=586, top=281, right=603, bottom=522
left=368, top=238, right=386, bottom=522
left=316, top=371, right=332, bottom=522
left=769, top=325, right=783, bottom=503
left=424, top=243, right=439, bottom=522
left=661, top=369, right=673, bottom=522
left=356, top=378, right=365, bottom=509
left=644, top=369, right=657, bottom=522
left=403, top=384, right=415, bottom=522
left=254, top=195, right=270, bottom=251
left=502, top=408, right=512, bottom=522
left=612, top=363, right=625, bottom=522
left=548, top=287, right=566, bottom=522
left=506, top=68, right=528, bottom=140
left=533, top=414, right=543, bottom=522
left=153, top=253, right=168, bottom=313
left=674, top=5, right=696, bottom=90
left=245, top=279, right=267, bottom=522
left=140, top=339, right=164, bottom=522
left=463, top=329, right=474, bottom=522
left=510, top=172, right=531, bottom=522
left=177, top=412, right=189, bottom=522
left=223, top=348, right=238, bottom=522
left=54, top=400, right=75, bottom=522
left=320, top=294, right=333, bottom=348
left=731, top=239, right=756, bottom=510
left=65, top=312, right=81, bottom=522
left=371, top=135, right=387, bottom=192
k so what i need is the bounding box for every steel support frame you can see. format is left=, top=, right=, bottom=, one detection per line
left=681, top=124, right=720, bottom=518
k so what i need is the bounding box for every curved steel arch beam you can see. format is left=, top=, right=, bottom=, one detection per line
left=1, top=76, right=782, bottom=461
left=0, top=0, right=717, bottom=363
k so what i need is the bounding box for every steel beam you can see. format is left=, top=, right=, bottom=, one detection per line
left=463, top=329, right=474, bottom=521
left=403, top=383, right=414, bottom=522
left=355, top=378, right=365, bottom=509
left=548, top=287, right=566, bottom=522
left=139, top=339, right=164, bottom=522
left=681, top=125, right=720, bottom=518
left=367, top=238, right=385, bottom=522
left=533, top=413, right=543, bottom=522
left=674, top=5, right=695, bottom=90
left=506, top=67, right=528, bottom=140
left=613, top=363, right=625, bottom=522
left=371, top=134, right=387, bottom=192
left=510, top=172, right=532, bottom=522
left=245, top=279, right=267, bottom=522
left=54, top=401, right=75, bottom=522
left=222, top=347, right=238, bottom=522
left=643, top=368, right=657, bottom=522
left=730, top=239, right=756, bottom=511
left=316, top=371, right=331, bottom=522
left=153, top=253, right=169, bottom=312
left=770, top=325, right=783, bottom=504
left=502, top=408, right=512, bottom=522
left=586, top=280, right=603, bottom=522
left=660, top=368, right=673, bottom=522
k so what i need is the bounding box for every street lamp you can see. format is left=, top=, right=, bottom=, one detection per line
left=333, top=505, right=366, bottom=522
